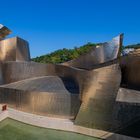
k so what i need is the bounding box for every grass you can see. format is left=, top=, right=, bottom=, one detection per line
left=0, top=118, right=100, bottom=140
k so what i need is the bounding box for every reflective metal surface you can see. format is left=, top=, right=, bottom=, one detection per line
left=0, top=24, right=11, bottom=40
left=117, top=88, right=140, bottom=103
left=3, top=31, right=140, bottom=132
left=63, top=34, right=123, bottom=70
left=0, top=88, right=80, bottom=119
left=0, top=76, right=81, bottom=118
left=0, top=33, right=123, bottom=129
left=0, top=61, right=122, bottom=125
left=75, top=64, right=121, bottom=131
left=114, top=88, right=140, bottom=130
left=120, top=51, right=140, bottom=90
left=0, top=37, right=30, bottom=62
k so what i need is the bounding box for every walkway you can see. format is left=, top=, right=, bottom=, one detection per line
left=0, top=108, right=139, bottom=140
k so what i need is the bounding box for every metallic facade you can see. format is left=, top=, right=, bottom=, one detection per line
left=1, top=26, right=140, bottom=134
left=0, top=30, right=123, bottom=129
left=0, top=24, right=11, bottom=40
left=0, top=75, right=81, bottom=119
left=75, top=64, right=121, bottom=131
left=0, top=88, right=80, bottom=119
left=0, top=37, right=30, bottom=62
left=63, top=34, right=123, bottom=69
left=120, top=55, right=140, bottom=90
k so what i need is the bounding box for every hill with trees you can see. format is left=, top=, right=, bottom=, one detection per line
left=32, top=43, right=96, bottom=64
left=32, top=43, right=140, bottom=64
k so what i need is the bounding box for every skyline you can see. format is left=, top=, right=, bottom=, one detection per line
left=0, top=0, right=140, bottom=57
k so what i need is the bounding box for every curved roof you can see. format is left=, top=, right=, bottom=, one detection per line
left=0, top=76, right=79, bottom=94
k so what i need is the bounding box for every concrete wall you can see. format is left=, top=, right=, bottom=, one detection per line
left=0, top=110, right=8, bottom=122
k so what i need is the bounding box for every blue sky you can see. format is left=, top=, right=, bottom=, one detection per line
left=0, top=0, right=140, bottom=57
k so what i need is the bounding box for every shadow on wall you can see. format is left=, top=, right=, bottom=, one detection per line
left=117, top=118, right=140, bottom=139
left=60, top=77, right=79, bottom=94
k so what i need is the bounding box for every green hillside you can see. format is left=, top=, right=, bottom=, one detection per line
left=32, top=43, right=140, bottom=64
left=32, top=42, right=96, bottom=64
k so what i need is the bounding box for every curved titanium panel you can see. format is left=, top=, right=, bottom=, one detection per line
left=1, top=31, right=133, bottom=131
left=1, top=62, right=87, bottom=97
left=0, top=76, right=81, bottom=119
left=75, top=63, right=121, bottom=131
left=63, top=34, right=123, bottom=69
left=0, top=88, right=80, bottom=119
left=0, top=76, right=79, bottom=94
left=2, top=61, right=123, bottom=120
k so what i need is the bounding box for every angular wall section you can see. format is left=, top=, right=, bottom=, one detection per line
left=113, top=88, right=140, bottom=131
left=16, top=37, right=30, bottom=61
left=0, top=37, right=30, bottom=62
left=120, top=55, right=140, bottom=90
left=75, top=63, right=121, bottom=131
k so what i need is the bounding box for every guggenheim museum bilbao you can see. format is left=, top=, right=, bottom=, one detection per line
left=0, top=24, right=140, bottom=136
